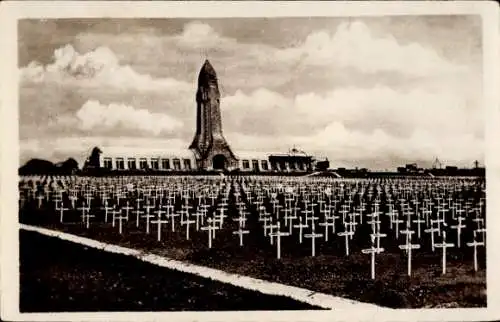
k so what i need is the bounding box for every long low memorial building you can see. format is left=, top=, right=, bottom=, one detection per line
left=82, top=146, right=327, bottom=174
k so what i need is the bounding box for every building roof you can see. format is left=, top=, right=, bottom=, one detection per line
left=234, top=151, right=274, bottom=160
left=94, top=146, right=316, bottom=161
left=98, top=146, right=196, bottom=159
left=235, top=149, right=313, bottom=160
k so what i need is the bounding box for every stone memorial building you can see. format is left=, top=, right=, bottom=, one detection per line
left=83, top=60, right=328, bottom=174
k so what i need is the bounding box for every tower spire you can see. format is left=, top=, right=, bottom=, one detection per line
left=189, top=60, right=237, bottom=171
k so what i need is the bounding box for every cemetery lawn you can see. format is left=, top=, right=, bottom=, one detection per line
left=19, top=229, right=321, bottom=312
left=36, top=222, right=486, bottom=309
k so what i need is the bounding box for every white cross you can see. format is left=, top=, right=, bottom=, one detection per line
left=345, top=220, right=357, bottom=239
left=267, top=222, right=279, bottom=245
left=451, top=217, right=466, bottom=248
left=151, top=215, right=168, bottom=241
left=85, top=194, right=94, bottom=208
left=476, top=227, right=486, bottom=244
left=399, top=228, right=414, bottom=255
left=69, top=195, right=78, bottom=209
left=36, top=195, right=44, bottom=208
left=370, top=232, right=386, bottom=249
left=434, top=231, right=454, bottom=275
left=99, top=203, right=113, bottom=223
left=393, top=217, right=404, bottom=239
left=81, top=207, right=94, bottom=229
left=293, top=217, right=308, bottom=244
left=338, top=230, right=354, bottom=256
left=422, top=207, right=433, bottom=226
left=260, top=216, right=272, bottom=236
left=141, top=209, right=156, bottom=234
left=183, top=216, right=196, bottom=240
left=77, top=205, right=89, bottom=224
left=135, top=197, right=142, bottom=211
left=304, top=228, right=323, bottom=257
left=361, top=236, right=384, bottom=280
left=58, top=204, right=69, bottom=223
left=122, top=201, right=133, bottom=221
left=101, top=194, right=111, bottom=206
left=192, top=211, right=204, bottom=231
left=233, top=215, right=247, bottom=229
left=431, top=218, right=445, bottom=237
left=201, top=218, right=219, bottom=248
left=269, top=222, right=290, bottom=259
left=424, top=226, right=440, bottom=252
left=412, top=216, right=425, bottom=239
left=367, top=218, right=381, bottom=234
left=467, top=231, right=484, bottom=272
left=319, top=219, right=335, bottom=242
left=398, top=233, right=420, bottom=276
left=232, top=227, right=249, bottom=247
left=386, top=209, right=398, bottom=229
left=133, top=208, right=144, bottom=227
left=163, top=202, right=175, bottom=216
left=114, top=212, right=128, bottom=235
left=168, top=212, right=180, bottom=232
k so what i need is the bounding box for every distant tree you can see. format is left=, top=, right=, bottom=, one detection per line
left=19, top=159, right=55, bottom=175
left=57, top=158, right=79, bottom=174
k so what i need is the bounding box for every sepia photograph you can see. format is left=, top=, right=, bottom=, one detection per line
left=1, top=1, right=499, bottom=321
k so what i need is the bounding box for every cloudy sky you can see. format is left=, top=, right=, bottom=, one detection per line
left=19, top=16, right=483, bottom=170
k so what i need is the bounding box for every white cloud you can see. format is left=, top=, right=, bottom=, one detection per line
left=21, top=20, right=470, bottom=96
left=279, top=21, right=466, bottom=77
left=171, top=20, right=463, bottom=79
left=176, top=21, right=236, bottom=48
left=225, top=123, right=483, bottom=170
left=223, top=85, right=482, bottom=138
left=223, top=88, right=291, bottom=112
left=20, top=44, right=193, bottom=92
left=304, top=122, right=483, bottom=165
left=221, top=85, right=483, bottom=166
left=75, top=100, right=183, bottom=135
